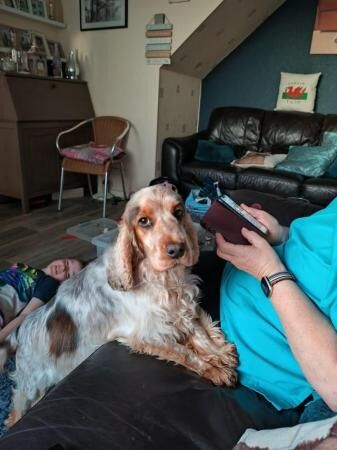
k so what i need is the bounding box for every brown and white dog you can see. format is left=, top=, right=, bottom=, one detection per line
left=5, top=184, right=237, bottom=427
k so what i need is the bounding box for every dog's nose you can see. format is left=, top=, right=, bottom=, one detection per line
left=166, top=243, right=185, bottom=259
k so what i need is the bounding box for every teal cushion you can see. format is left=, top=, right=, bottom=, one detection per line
left=194, top=140, right=235, bottom=163
left=321, top=132, right=337, bottom=178
left=275, top=145, right=337, bottom=177
left=324, top=158, right=337, bottom=178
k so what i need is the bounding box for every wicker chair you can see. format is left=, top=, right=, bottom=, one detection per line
left=56, top=116, right=130, bottom=218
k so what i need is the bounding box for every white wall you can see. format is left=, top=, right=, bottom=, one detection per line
left=61, top=0, right=222, bottom=194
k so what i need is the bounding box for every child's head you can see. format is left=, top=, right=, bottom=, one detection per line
left=44, top=259, right=85, bottom=282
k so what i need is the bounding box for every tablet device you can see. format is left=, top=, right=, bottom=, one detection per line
left=200, top=195, right=268, bottom=245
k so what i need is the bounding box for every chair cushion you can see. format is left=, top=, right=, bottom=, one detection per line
left=60, top=142, right=124, bottom=165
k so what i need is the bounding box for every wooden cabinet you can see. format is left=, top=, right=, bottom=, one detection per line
left=0, top=73, right=95, bottom=212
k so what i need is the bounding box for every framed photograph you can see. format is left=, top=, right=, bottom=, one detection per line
left=30, top=0, right=47, bottom=17
left=18, top=29, right=32, bottom=50
left=16, top=0, right=31, bottom=13
left=0, top=25, right=18, bottom=53
left=80, top=0, right=128, bottom=31
left=3, top=0, right=17, bottom=7
left=46, top=40, right=65, bottom=60
left=31, top=31, right=48, bottom=55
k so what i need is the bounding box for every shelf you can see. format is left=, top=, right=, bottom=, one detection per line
left=0, top=4, right=66, bottom=29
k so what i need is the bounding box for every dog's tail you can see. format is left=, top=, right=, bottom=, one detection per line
left=0, top=331, right=18, bottom=372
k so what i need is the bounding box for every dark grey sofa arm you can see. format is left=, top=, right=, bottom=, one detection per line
left=161, top=131, right=208, bottom=188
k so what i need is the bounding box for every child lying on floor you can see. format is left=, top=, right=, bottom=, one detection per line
left=0, top=259, right=85, bottom=343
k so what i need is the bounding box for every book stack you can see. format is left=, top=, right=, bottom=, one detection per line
left=145, top=16, right=172, bottom=65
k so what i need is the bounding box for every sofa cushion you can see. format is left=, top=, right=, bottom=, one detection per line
left=275, top=145, right=337, bottom=177
left=180, top=160, right=237, bottom=190
left=321, top=131, right=337, bottom=178
left=237, top=167, right=302, bottom=197
left=275, top=72, right=321, bottom=113
left=207, top=107, right=264, bottom=150
left=301, top=178, right=337, bottom=206
left=260, top=110, right=324, bottom=152
left=321, top=114, right=337, bottom=137
left=194, top=140, right=235, bottom=163
left=231, top=151, right=286, bottom=168
left=324, top=158, right=337, bottom=178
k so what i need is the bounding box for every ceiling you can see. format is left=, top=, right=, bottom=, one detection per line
left=167, top=0, right=286, bottom=79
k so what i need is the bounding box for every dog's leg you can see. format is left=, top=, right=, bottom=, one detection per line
left=125, top=339, right=232, bottom=386
left=197, top=309, right=238, bottom=367
left=5, top=388, right=29, bottom=428
left=198, top=309, right=231, bottom=347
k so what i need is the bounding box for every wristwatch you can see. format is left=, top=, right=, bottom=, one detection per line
left=261, top=271, right=296, bottom=297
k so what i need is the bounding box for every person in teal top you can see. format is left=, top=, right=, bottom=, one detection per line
left=217, top=197, right=337, bottom=423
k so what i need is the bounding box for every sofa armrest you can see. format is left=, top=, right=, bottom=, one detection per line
left=161, top=131, right=208, bottom=188
left=0, top=341, right=300, bottom=450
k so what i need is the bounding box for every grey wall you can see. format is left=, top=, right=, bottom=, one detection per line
left=199, top=0, right=337, bottom=129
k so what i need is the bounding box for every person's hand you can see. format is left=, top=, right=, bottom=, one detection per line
left=240, top=204, right=289, bottom=245
left=216, top=229, right=286, bottom=280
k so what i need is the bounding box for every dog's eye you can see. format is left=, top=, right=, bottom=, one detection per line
left=138, top=217, right=152, bottom=228
left=173, top=208, right=184, bottom=221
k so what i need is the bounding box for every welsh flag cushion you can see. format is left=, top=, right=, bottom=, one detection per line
left=275, top=72, right=321, bottom=113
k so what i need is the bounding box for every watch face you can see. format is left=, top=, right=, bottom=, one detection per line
left=261, top=277, right=271, bottom=297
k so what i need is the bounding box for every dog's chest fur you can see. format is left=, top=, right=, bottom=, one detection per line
left=111, top=278, right=199, bottom=344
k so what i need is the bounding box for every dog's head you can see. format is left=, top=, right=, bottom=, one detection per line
left=108, top=184, right=199, bottom=291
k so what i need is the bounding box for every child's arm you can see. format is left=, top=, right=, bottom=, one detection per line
left=0, top=298, right=44, bottom=343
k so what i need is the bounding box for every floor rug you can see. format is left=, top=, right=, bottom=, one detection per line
left=0, top=357, right=15, bottom=436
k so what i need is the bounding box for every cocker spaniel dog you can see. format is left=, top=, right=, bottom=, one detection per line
left=5, top=184, right=237, bottom=427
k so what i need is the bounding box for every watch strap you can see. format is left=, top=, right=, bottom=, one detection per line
left=262, top=271, right=296, bottom=297
left=268, top=271, right=296, bottom=285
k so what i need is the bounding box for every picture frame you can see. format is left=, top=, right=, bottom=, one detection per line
left=46, top=39, right=65, bottom=60
left=0, top=25, right=18, bottom=53
left=80, top=0, right=128, bottom=31
left=31, top=31, right=48, bottom=55
left=30, top=0, right=47, bottom=18
left=3, top=0, right=17, bottom=8
left=16, top=0, right=31, bottom=13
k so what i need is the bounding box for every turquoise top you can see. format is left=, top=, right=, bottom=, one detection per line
left=220, top=197, right=337, bottom=410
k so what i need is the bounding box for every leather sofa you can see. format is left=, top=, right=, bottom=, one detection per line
left=0, top=192, right=321, bottom=450
left=162, top=106, right=337, bottom=207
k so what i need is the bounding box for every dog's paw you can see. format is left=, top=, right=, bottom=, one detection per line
left=202, top=366, right=237, bottom=387
left=209, top=329, right=228, bottom=348
left=5, top=411, right=18, bottom=429
left=219, top=343, right=238, bottom=368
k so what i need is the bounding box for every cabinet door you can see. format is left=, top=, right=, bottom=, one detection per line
left=19, top=122, right=92, bottom=197
left=5, top=76, right=94, bottom=122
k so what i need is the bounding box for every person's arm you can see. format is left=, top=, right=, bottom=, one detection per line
left=216, top=228, right=337, bottom=412
left=0, top=297, right=43, bottom=343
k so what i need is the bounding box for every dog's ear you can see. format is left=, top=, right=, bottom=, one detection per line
left=108, top=218, right=141, bottom=291
left=183, top=211, right=200, bottom=266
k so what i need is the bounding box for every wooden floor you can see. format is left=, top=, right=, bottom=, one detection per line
left=0, top=196, right=126, bottom=271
